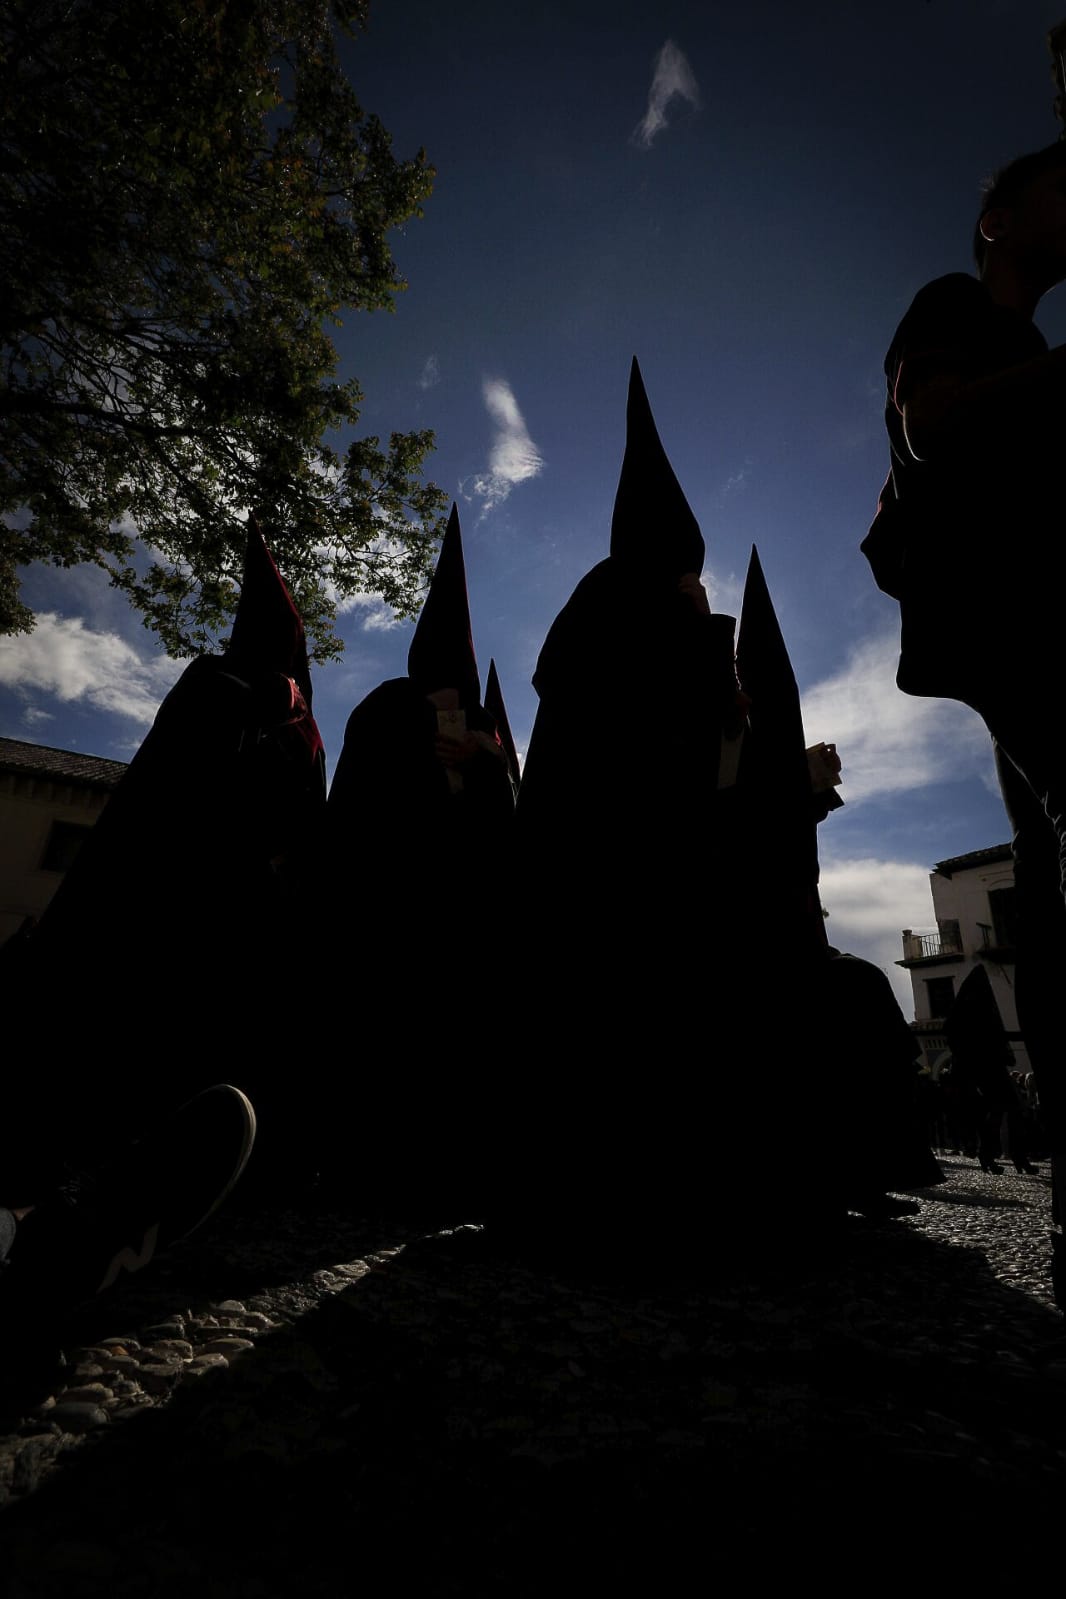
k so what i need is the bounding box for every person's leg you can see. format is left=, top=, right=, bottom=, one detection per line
left=977, top=1107, right=1003, bottom=1174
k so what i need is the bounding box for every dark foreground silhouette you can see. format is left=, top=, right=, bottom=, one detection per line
left=0, top=1170, right=1063, bottom=1593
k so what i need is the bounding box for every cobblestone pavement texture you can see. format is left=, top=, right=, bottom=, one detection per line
left=1, top=1156, right=1065, bottom=1595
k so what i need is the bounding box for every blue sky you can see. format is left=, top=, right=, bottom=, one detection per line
left=3, top=0, right=1065, bottom=1010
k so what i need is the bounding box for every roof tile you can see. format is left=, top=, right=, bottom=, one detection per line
left=0, top=737, right=128, bottom=790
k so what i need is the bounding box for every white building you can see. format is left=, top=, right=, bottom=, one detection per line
left=897, top=844, right=1026, bottom=1074
left=0, top=737, right=127, bottom=945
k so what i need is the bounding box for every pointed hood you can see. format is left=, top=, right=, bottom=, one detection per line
left=736, top=545, right=802, bottom=738
left=947, top=964, right=1005, bottom=1052
left=610, top=358, right=704, bottom=577
left=945, top=965, right=1015, bottom=1098
left=736, top=545, right=824, bottom=942
left=485, top=658, right=521, bottom=789
left=228, top=518, right=314, bottom=709
left=407, top=502, right=481, bottom=707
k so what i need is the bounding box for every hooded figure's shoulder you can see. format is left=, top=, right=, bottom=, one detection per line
left=531, top=560, right=648, bottom=701
left=905, top=272, right=985, bottom=311
left=342, top=678, right=424, bottom=733
left=886, top=273, right=994, bottom=369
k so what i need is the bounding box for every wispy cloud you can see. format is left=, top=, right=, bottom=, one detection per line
left=702, top=563, right=743, bottom=619
left=466, top=377, right=544, bottom=515
left=0, top=613, right=185, bottom=725
left=633, top=40, right=700, bottom=149
left=719, top=457, right=754, bottom=503
left=418, top=355, right=440, bottom=391
left=800, top=626, right=992, bottom=805
left=335, top=591, right=402, bottom=632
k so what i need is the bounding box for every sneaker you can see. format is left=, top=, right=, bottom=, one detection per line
left=4, top=1084, right=256, bottom=1308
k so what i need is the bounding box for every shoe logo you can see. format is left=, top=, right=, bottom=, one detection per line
left=95, top=1223, right=160, bottom=1294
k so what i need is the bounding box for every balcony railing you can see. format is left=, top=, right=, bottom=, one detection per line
left=900, top=930, right=963, bottom=963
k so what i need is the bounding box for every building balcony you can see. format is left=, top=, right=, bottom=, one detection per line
left=898, top=930, right=964, bottom=969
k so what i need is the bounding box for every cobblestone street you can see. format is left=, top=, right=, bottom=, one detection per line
left=0, top=1156, right=1064, bottom=1596
left=903, top=1156, right=1059, bottom=1309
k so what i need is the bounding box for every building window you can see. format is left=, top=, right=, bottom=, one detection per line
left=40, top=821, right=92, bottom=873
left=925, top=975, right=956, bottom=1018
left=988, top=887, right=1017, bottom=949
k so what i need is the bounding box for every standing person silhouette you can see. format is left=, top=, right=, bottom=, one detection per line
left=863, top=142, right=1066, bottom=1305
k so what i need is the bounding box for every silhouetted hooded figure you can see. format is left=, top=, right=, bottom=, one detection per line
left=485, top=658, right=521, bottom=797
left=499, top=362, right=749, bottom=1249
left=825, top=949, right=944, bottom=1207
left=228, top=518, right=317, bottom=711
left=32, top=519, right=324, bottom=964
left=946, top=965, right=1023, bottom=1173
left=946, top=966, right=1018, bottom=1109
left=406, top=503, right=482, bottom=711
left=222, top=521, right=326, bottom=875
left=731, top=553, right=944, bottom=1204
left=324, top=505, right=514, bottom=1204
left=518, top=359, right=738, bottom=893
left=734, top=545, right=826, bottom=958
left=26, top=519, right=324, bottom=968
left=730, top=548, right=875, bottom=1211
left=327, top=504, right=513, bottom=923
left=5, top=520, right=326, bottom=1178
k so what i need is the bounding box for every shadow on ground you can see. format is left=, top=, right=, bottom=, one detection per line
left=1, top=1205, right=1065, bottom=1595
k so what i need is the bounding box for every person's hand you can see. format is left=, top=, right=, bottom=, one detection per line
left=435, top=729, right=504, bottom=768
left=435, top=731, right=477, bottom=767
left=806, top=741, right=843, bottom=787
left=818, top=741, right=842, bottom=776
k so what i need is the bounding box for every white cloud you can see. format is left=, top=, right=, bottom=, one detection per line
left=418, top=355, right=440, bottom=391
left=21, top=705, right=54, bottom=727
left=633, top=40, right=700, bottom=149
left=466, top=377, right=544, bottom=515
left=701, top=563, right=744, bottom=619
left=819, top=855, right=934, bottom=941
left=800, top=626, right=993, bottom=805
left=314, top=536, right=410, bottom=633
left=0, top=613, right=185, bottom=725
left=817, top=853, right=936, bottom=1015
left=335, top=591, right=403, bottom=632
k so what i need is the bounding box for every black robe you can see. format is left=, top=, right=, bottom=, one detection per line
left=519, top=558, right=738, bottom=907
left=327, top=677, right=514, bottom=926
left=824, top=952, right=944, bottom=1198
left=3, top=653, right=326, bottom=1192
left=323, top=677, right=515, bottom=1203
left=495, top=561, right=758, bottom=1245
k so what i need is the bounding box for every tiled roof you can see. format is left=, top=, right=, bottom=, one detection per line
left=0, top=737, right=128, bottom=790
left=933, top=844, right=1012, bottom=878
